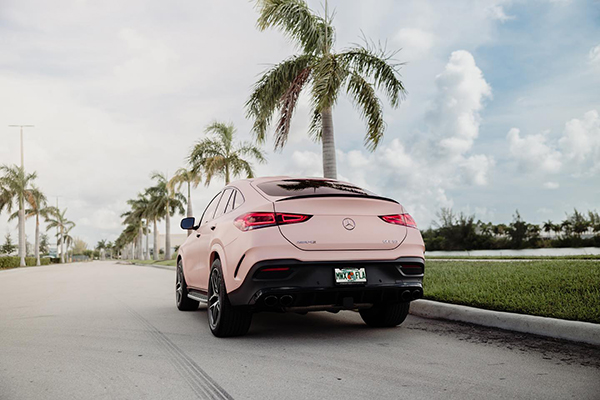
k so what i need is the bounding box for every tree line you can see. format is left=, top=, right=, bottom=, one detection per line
left=110, top=122, right=265, bottom=261
left=423, top=208, right=600, bottom=251
left=0, top=165, right=77, bottom=266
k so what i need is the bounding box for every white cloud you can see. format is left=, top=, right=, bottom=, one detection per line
left=507, top=128, right=562, bottom=173
left=488, top=5, right=515, bottom=22
left=559, top=110, right=600, bottom=170
left=460, top=154, right=495, bottom=186
left=589, top=45, right=600, bottom=65
left=393, top=28, right=435, bottom=60
left=543, top=181, right=560, bottom=189
left=427, top=50, right=492, bottom=159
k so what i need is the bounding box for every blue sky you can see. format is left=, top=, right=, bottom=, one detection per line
left=0, top=0, right=599, bottom=247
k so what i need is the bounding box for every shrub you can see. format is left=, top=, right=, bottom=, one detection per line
left=0, top=257, right=51, bottom=269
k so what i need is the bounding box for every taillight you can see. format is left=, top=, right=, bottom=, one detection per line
left=234, top=212, right=312, bottom=231
left=379, top=214, right=417, bottom=228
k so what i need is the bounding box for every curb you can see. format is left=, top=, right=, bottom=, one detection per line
left=410, top=299, right=600, bottom=347
left=118, top=261, right=176, bottom=271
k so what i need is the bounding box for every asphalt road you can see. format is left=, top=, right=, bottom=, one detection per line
left=1, top=261, right=599, bottom=400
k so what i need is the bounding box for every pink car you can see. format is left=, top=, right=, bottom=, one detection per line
left=177, top=177, right=425, bottom=337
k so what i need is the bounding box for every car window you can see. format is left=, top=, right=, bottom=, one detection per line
left=224, top=190, right=236, bottom=214
left=234, top=189, right=245, bottom=209
left=214, top=188, right=233, bottom=218
left=200, top=192, right=222, bottom=226
left=256, top=179, right=372, bottom=197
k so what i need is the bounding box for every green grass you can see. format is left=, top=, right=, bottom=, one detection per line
left=426, top=254, right=600, bottom=260
left=130, top=259, right=176, bottom=267
left=424, top=260, right=600, bottom=323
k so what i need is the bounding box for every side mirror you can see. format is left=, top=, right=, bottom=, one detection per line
left=180, top=217, right=196, bottom=230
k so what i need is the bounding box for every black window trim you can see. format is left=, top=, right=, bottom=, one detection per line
left=200, top=191, right=223, bottom=227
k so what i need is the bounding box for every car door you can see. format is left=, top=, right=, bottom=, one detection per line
left=185, top=191, right=222, bottom=290
left=194, top=188, right=234, bottom=290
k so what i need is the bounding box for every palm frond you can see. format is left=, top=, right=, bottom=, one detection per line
left=255, top=0, right=334, bottom=54
left=236, top=142, right=267, bottom=164
left=311, top=54, right=348, bottom=112
left=346, top=72, right=385, bottom=151
left=339, top=44, right=406, bottom=107
left=246, top=54, right=315, bottom=142
left=205, top=122, right=235, bottom=153
left=274, top=67, right=311, bottom=149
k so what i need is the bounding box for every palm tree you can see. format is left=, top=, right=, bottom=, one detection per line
left=46, top=208, right=75, bottom=263
left=147, top=172, right=186, bottom=261
left=96, top=239, right=107, bottom=260
left=122, top=194, right=151, bottom=260
left=247, top=0, right=406, bottom=179
left=188, top=122, right=266, bottom=186
left=62, top=225, right=75, bottom=262
left=0, top=165, right=37, bottom=267
left=168, top=167, right=202, bottom=236
left=542, top=220, right=554, bottom=238
left=15, top=187, right=53, bottom=266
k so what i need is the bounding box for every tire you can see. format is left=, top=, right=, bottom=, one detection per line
left=207, top=259, right=252, bottom=337
left=176, top=260, right=199, bottom=311
left=359, top=302, right=410, bottom=328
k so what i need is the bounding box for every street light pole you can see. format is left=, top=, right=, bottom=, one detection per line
left=8, top=125, right=34, bottom=267
left=8, top=125, right=34, bottom=169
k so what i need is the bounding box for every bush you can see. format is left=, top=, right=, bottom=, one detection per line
left=0, top=257, right=51, bottom=269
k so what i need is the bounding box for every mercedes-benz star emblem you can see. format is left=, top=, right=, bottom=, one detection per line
left=342, top=218, right=356, bottom=230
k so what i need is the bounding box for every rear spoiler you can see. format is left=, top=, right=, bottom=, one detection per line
left=275, top=193, right=399, bottom=204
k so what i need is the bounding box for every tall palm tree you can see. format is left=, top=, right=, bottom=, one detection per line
left=9, top=187, right=53, bottom=266
left=247, top=0, right=406, bottom=179
left=96, top=239, right=107, bottom=260
left=46, top=208, right=75, bottom=263
left=168, top=167, right=202, bottom=236
left=0, top=165, right=37, bottom=267
left=188, top=122, right=266, bottom=185
left=147, top=172, right=186, bottom=261
left=62, top=225, right=75, bottom=262
left=122, top=194, right=151, bottom=260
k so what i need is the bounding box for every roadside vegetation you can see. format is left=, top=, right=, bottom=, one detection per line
left=0, top=164, right=79, bottom=267
left=423, top=208, right=600, bottom=251
left=424, top=259, right=600, bottom=323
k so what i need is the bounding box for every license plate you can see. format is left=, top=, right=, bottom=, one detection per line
left=334, top=268, right=367, bottom=284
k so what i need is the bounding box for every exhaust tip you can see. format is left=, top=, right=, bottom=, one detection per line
left=401, top=290, right=412, bottom=302
left=280, top=295, right=294, bottom=307
left=411, top=289, right=422, bottom=300
left=264, top=295, right=278, bottom=307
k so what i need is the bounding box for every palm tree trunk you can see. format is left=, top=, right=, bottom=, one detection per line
left=321, top=107, right=337, bottom=179
left=137, top=226, right=143, bottom=260
left=18, top=197, right=26, bottom=267
left=225, top=165, right=230, bottom=184
left=165, top=204, right=171, bottom=261
left=145, top=225, right=150, bottom=260
left=60, top=226, right=65, bottom=263
left=187, top=181, right=193, bottom=237
left=35, top=214, right=40, bottom=266
left=153, top=218, right=159, bottom=261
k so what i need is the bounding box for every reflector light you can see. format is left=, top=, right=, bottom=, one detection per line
left=261, top=267, right=290, bottom=272
left=379, top=214, right=418, bottom=228
left=234, top=212, right=312, bottom=231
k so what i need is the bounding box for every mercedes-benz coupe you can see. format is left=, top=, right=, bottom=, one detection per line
left=176, top=177, right=425, bottom=337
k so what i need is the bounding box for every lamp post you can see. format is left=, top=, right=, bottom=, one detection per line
left=8, top=125, right=34, bottom=267
left=8, top=125, right=34, bottom=169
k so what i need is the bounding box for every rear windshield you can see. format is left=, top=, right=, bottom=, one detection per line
left=256, top=179, right=373, bottom=197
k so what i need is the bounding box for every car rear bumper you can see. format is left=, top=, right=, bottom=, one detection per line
left=227, top=257, right=424, bottom=310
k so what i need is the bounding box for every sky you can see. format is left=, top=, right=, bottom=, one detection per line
left=0, top=0, right=599, bottom=249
